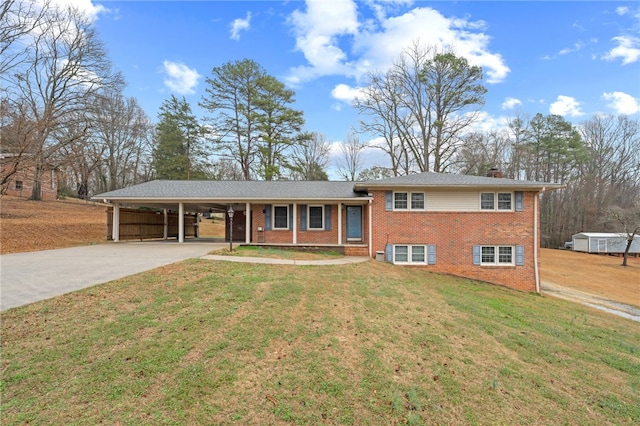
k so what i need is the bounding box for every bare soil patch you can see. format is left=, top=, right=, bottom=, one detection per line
left=540, top=248, right=639, bottom=307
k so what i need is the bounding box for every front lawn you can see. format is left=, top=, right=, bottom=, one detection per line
left=2, top=260, right=638, bottom=425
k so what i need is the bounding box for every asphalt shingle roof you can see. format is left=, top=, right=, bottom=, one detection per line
left=355, top=172, right=561, bottom=189
left=95, top=173, right=560, bottom=202
left=96, top=180, right=366, bottom=201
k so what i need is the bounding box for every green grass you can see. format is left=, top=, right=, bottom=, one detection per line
left=213, top=245, right=344, bottom=259
left=1, top=260, right=639, bottom=425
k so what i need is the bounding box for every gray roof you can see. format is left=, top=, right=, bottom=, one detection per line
left=95, top=180, right=367, bottom=202
left=355, top=172, right=561, bottom=190
left=95, top=173, right=560, bottom=204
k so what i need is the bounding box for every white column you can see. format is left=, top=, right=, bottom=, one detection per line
left=112, top=203, right=120, bottom=242
left=534, top=191, right=540, bottom=293
left=337, top=202, right=342, bottom=245
left=163, top=209, right=168, bottom=240
left=245, top=203, right=251, bottom=243
left=292, top=202, right=297, bottom=244
left=368, top=200, right=373, bottom=257
left=178, top=202, right=184, bottom=243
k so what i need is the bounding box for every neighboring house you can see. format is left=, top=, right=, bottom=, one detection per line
left=572, top=232, right=640, bottom=254
left=94, top=172, right=561, bottom=292
left=0, top=154, right=59, bottom=200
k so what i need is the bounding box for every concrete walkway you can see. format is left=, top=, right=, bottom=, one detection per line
left=201, top=254, right=370, bottom=266
left=0, top=242, right=370, bottom=311
left=541, top=280, right=640, bottom=323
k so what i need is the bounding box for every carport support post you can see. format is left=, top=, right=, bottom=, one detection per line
left=245, top=203, right=251, bottom=244
left=163, top=209, right=168, bottom=240
left=112, top=203, right=120, bottom=242
left=178, top=202, right=184, bottom=243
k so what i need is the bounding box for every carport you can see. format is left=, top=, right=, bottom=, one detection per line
left=93, top=180, right=373, bottom=256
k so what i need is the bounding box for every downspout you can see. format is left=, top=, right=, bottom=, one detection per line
left=534, top=190, right=541, bottom=293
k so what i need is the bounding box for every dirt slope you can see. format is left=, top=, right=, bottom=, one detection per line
left=0, top=196, right=107, bottom=254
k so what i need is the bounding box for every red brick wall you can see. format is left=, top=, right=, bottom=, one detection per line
left=2, top=161, right=58, bottom=201
left=250, top=203, right=369, bottom=246
left=369, top=190, right=539, bottom=292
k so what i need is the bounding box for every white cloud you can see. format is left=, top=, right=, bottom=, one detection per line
left=501, top=97, right=522, bottom=110
left=331, top=83, right=363, bottom=103
left=49, top=0, right=110, bottom=21
left=602, top=91, right=640, bottom=114
left=558, top=41, right=584, bottom=55
left=285, top=1, right=509, bottom=88
left=549, top=95, right=585, bottom=117
left=162, top=61, right=201, bottom=95
left=616, top=6, right=629, bottom=16
left=286, top=0, right=360, bottom=86
left=230, top=12, right=251, bottom=41
left=603, top=35, right=640, bottom=64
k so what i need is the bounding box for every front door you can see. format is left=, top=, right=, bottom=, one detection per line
left=346, top=206, right=362, bottom=241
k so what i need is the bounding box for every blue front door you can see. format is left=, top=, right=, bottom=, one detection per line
left=346, top=206, right=362, bottom=240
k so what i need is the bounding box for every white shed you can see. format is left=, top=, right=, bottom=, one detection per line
left=572, top=232, right=640, bottom=254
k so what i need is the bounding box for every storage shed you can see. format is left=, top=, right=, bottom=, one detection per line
left=572, top=232, right=640, bottom=254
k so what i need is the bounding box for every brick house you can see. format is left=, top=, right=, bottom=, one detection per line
left=95, top=172, right=560, bottom=292
left=0, top=154, right=60, bottom=200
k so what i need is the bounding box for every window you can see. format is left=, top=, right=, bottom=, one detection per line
left=394, top=192, right=425, bottom=210
left=394, top=192, right=408, bottom=209
left=480, top=193, right=494, bottom=210
left=411, top=193, right=425, bottom=209
left=411, top=245, right=425, bottom=262
left=393, top=245, right=429, bottom=264
left=308, top=206, right=323, bottom=229
left=394, top=245, right=409, bottom=262
left=480, top=245, right=514, bottom=265
left=15, top=180, right=23, bottom=190
left=480, top=192, right=512, bottom=210
left=273, top=205, right=288, bottom=229
left=497, top=193, right=512, bottom=210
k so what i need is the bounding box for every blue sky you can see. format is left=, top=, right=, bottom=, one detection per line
left=68, top=0, right=639, bottom=169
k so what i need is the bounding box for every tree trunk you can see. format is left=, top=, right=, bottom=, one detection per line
left=622, top=236, right=633, bottom=267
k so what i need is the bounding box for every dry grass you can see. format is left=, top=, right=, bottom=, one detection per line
left=540, top=248, right=639, bottom=306
left=0, top=195, right=107, bottom=254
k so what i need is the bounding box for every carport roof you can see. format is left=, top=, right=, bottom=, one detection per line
left=95, top=180, right=369, bottom=202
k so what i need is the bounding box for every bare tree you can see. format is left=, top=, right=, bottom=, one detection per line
left=289, top=132, right=330, bottom=180
left=94, top=93, right=153, bottom=192
left=605, top=206, right=640, bottom=266
left=355, top=70, right=411, bottom=176
left=355, top=42, right=486, bottom=174
left=336, top=130, right=366, bottom=181
left=0, top=0, right=50, bottom=75
left=1, top=3, right=124, bottom=199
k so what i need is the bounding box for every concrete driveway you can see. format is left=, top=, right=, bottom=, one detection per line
left=0, top=241, right=224, bottom=311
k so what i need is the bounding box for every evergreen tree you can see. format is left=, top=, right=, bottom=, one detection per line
left=153, top=95, right=205, bottom=180
left=200, top=58, right=306, bottom=180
